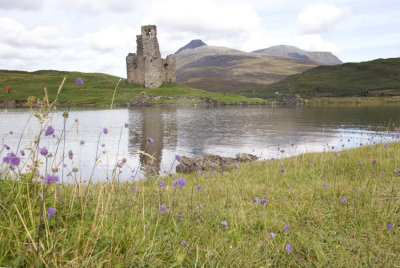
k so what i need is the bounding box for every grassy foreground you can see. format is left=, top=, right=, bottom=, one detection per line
left=1, top=139, right=399, bottom=266
left=0, top=70, right=263, bottom=106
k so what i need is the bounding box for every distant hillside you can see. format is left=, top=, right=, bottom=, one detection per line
left=252, top=45, right=342, bottom=65
left=175, top=39, right=207, bottom=54
left=245, top=58, right=400, bottom=99
left=176, top=45, right=319, bottom=93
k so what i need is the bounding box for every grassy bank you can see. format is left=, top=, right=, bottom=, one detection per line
left=1, top=138, right=399, bottom=266
left=0, top=70, right=264, bottom=106
left=245, top=57, right=400, bottom=100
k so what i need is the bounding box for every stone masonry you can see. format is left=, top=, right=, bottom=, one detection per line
left=126, top=25, right=176, bottom=88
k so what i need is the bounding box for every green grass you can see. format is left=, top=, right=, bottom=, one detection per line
left=1, top=135, right=399, bottom=266
left=245, top=57, right=400, bottom=100
left=0, top=70, right=263, bottom=106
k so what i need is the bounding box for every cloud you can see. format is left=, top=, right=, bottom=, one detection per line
left=0, top=18, right=71, bottom=48
left=58, top=0, right=145, bottom=14
left=0, top=0, right=43, bottom=10
left=297, top=3, right=351, bottom=34
left=83, top=26, right=136, bottom=52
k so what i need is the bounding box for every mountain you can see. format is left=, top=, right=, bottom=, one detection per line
left=175, top=39, right=207, bottom=54
left=175, top=45, right=320, bottom=93
left=252, top=45, right=342, bottom=65
left=244, top=57, right=400, bottom=99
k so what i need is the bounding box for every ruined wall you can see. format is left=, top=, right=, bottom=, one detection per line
left=126, top=25, right=176, bottom=88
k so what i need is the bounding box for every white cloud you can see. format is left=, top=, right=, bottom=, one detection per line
left=0, top=0, right=43, bottom=10
left=297, top=3, right=351, bottom=34
left=0, top=17, right=71, bottom=48
left=58, top=0, right=144, bottom=14
left=83, top=26, right=136, bottom=52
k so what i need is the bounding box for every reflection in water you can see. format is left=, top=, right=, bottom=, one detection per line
left=1, top=104, right=400, bottom=182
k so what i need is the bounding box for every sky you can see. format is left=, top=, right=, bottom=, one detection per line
left=0, top=0, right=399, bottom=77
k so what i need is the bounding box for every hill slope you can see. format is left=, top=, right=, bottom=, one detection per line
left=252, top=45, right=342, bottom=65
left=0, top=70, right=263, bottom=106
left=176, top=45, right=319, bottom=93
left=245, top=58, right=400, bottom=99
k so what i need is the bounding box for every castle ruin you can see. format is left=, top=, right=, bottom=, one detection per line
left=126, top=25, right=176, bottom=88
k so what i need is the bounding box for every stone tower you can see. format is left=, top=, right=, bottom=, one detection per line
left=126, top=25, right=176, bottom=88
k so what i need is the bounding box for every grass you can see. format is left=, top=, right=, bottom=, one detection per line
left=245, top=57, right=400, bottom=100
left=1, top=101, right=399, bottom=266
left=0, top=70, right=264, bottom=106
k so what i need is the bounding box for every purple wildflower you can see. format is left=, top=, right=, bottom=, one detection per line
left=175, top=154, right=182, bottom=161
left=3, top=153, right=20, bottom=167
left=131, top=187, right=137, bottom=192
left=75, top=78, right=83, bottom=86
left=260, top=198, right=267, bottom=205
left=160, top=204, right=167, bottom=213
left=287, top=185, right=291, bottom=189
left=372, top=160, right=376, bottom=165
left=177, top=177, right=186, bottom=188
left=197, top=166, right=201, bottom=171
left=211, top=170, right=214, bottom=174
left=284, top=224, right=290, bottom=231
left=43, top=174, right=59, bottom=185
left=40, top=147, right=48, bottom=156
left=281, top=169, right=285, bottom=173
left=354, top=188, right=359, bottom=193
left=226, top=161, right=232, bottom=165
left=68, top=150, right=73, bottom=160
left=47, top=207, right=56, bottom=218
left=45, top=125, right=54, bottom=136
left=384, top=143, right=387, bottom=148
left=172, top=180, right=178, bottom=187
left=181, top=240, right=187, bottom=246
left=387, top=224, right=394, bottom=230
left=147, top=137, right=154, bottom=143
left=158, top=180, right=165, bottom=187
left=323, top=182, right=327, bottom=187
left=103, top=128, right=108, bottom=134
left=340, top=196, right=346, bottom=202
left=196, top=185, right=201, bottom=191
left=269, top=232, right=275, bottom=238
left=253, top=198, right=258, bottom=203
left=235, top=165, right=239, bottom=169
left=285, top=244, right=292, bottom=253
left=124, top=123, right=129, bottom=128
left=221, top=221, right=227, bottom=227
left=20, top=150, right=25, bottom=156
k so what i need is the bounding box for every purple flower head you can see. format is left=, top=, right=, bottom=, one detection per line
left=285, top=244, right=292, bottom=253
left=260, top=198, right=267, bottom=205
left=68, top=150, right=73, bottom=160
left=160, top=204, right=167, bottom=213
left=221, top=221, right=228, bottom=227
left=354, top=188, right=359, bottom=193
left=197, top=166, right=201, bottom=171
left=177, top=177, right=186, bottom=188
left=323, top=182, right=327, bottom=187
left=172, top=180, right=178, bottom=188
left=287, top=185, right=291, bottom=189
left=124, top=123, right=129, bottom=128
left=235, top=165, right=239, bottom=169
left=211, top=169, right=214, bottom=174
left=45, top=125, right=54, bottom=136
left=147, top=137, right=154, bottom=143
left=131, top=187, right=137, bottom=192
left=340, top=196, right=346, bottom=202
left=181, top=240, right=187, bottom=247
left=3, top=144, right=10, bottom=150
left=158, top=180, right=165, bottom=187
left=102, top=144, right=105, bottom=148
left=372, top=160, right=376, bottom=165
left=47, top=207, right=56, bottom=218
left=43, top=174, right=59, bottom=185
left=75, top=78, right=83, bottom=86
left=358, top=162, right=363, bottom=166
left=40, top=147, right=48, bottom=156
left=20, top=150, right=25, bottom=156
left=387, top=224, right=394, bottom=230
left=284, top=224, right=290, bottom=231
left=269, top=232, right=275, bottom=238
left=175, top=154, right=182, bottom=161
left=384, top=143, right=387, bottom=148
left=281, top=169, right=285, bottom=173
left=3, top=152, right=20, bottom=167
left=253, top=198, right=258, bottom=203
left=226, top=161, right=232, bottom=166
left=103, top=128, right=108, bottom=134
left=196, top=185, right=201, bottom=191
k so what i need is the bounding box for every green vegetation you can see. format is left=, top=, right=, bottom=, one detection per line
left=1, top=122, right=399, bottom=265
left=245, top=57, right=400, bottom=99
left=0, top=70, right=263, bottom=106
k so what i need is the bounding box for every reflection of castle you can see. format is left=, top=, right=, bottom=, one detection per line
left=126, top=25, right=176, bottom=88
left=128, top=107, right=178, bottom=174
